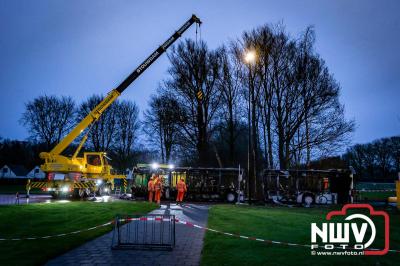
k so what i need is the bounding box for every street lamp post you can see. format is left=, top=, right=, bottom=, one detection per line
left=244, top=50, right=256, bottom=204
left=247, top=67, right=252, bottom=203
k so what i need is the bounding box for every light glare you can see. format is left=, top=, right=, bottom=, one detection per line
left=244, top=51, right=256, bottom=63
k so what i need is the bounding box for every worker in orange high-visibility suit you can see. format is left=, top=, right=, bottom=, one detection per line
left=147, top=175, right=155, bottom=203
left=176, top=178, right=187, bottom=204
left=154, top=175, right=163, bottom=205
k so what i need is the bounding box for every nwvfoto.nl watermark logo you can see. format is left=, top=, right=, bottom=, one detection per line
left=310, top=204, right=390, bottom=256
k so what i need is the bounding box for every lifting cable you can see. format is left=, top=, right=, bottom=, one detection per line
left=195, top=21, right=202, bottom=46
left=195, top=22, right=198, bottom=45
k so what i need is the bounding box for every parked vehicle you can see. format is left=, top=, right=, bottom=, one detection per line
left=132, top=164, right=244, bottom=202
left=262, top=169, right=353, bottom=206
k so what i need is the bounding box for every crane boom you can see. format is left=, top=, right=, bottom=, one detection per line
left=40, top=14, right=201, bottom=159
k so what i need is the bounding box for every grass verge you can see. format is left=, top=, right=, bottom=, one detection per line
left=357, top=191, right=395, bottom=201
left=201, top=205, right=399, bottom=266
left=0, top=201, right=157, bottom=265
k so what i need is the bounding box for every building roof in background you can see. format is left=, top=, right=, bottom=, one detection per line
left=7, top=164, right=29, bottom=176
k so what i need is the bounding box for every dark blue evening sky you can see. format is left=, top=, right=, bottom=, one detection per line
left=0, top=0, right=399, bottom=145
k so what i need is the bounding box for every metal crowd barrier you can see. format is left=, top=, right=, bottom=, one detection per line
left=111, top=214, right=175, bottom=250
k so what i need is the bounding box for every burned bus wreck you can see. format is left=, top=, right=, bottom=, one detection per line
left=262, top=169, right=353, bottom=205
left=132, top=164, right=244, bottom=202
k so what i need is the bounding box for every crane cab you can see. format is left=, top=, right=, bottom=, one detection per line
left=84, top=152, right=108, bottom=176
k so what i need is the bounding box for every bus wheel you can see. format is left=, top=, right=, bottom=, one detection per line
left=318, top=195, right=328, bottom=204
left=226, top=193, right=236, bottom=203
left=96, top=189, right=102, bottom=197
left=303, top=193, right=314, bottom=207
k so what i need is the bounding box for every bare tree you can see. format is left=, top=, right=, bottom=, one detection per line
left=373, top=138, right=394, bottom=178
left=165, top=39, right=222, bottom=165
left=235, top=24, right=354, bottom=169
left=143, top=92, right=182, bottom=163
left=112, top=100, right=140, bottom=170
left=289, top=28, right=354, bottom=166
left=216, top=46, right=244, bottom=166
left=21, top=95, right=75, bottom=149
left=77, top=95, right=117, bottom=152
left=389, top=136, right=400, bottom=174
left=345, top=136, right=400, bottom=180
left=231, top=29, right=270, bottom=200
left=249, top=25, right=275, bottom=169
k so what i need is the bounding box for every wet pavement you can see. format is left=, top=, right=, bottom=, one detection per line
left=47, top=203, right=209, bottom=266
left=0, top=194, right=122, bottom=205
left=0, top=194, right=52, bottom=205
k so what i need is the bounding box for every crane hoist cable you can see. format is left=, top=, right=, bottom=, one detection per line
left=195, top=20, right=202, bottom=46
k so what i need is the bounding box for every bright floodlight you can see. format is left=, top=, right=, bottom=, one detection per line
left=168, top=164, right=175, bottom=169
left=151, top=163, right=159, bottom=169
left=96, top=180, right=102, bottom=186
left=244, top=51, right=256, bottom=63
left=61, top=186, right=69, bottom=193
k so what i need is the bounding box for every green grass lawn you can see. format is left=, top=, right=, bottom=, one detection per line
left=201, top=205, right=400, bottom=266
left=0, top=201, right=157, bottom=265
left=357, top=191, right=396, bottom=201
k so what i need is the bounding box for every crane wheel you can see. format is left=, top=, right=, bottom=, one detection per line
left=78, top=188, right=88, bottom=198
left=72, top=188, right=86, bottom=199
left=96, top=189, right=103, bottom=197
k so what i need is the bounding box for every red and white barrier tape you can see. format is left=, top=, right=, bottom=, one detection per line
left=355, top=189, right=396, bottom=193
left=2, top=216, right=399, bottom=253
left=0, top=221, right=113, bottom=241
left=174, top=218, right=400, bottom=253
left=0, top=217, right=173, bottom=241
left=0, top=217, right=172, bottom=241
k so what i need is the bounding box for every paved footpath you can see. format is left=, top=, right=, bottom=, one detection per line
left=46, top=203, right=209, bottom=266
left=0, top=194, right=53, bottom=205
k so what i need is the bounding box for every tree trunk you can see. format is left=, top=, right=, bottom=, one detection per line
left=212, top=143, right=223, bottom=168
left=285, top=139, right=290, bottom=169
left=305, top=113, right=311, bottom=168
left=228, top=104, right=235, bottom=166
left=197, top=100, right=207, bottom=166
left=159, top=122, right=165, bottom=163
left=267, top=105, right=274, bottom=168
left=261, top=107, right=269, bottom=168
left=277, top=105, right=286, bottom=169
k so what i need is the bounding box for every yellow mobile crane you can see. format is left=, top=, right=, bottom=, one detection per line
left=27, top=15, right=202, bottom=198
